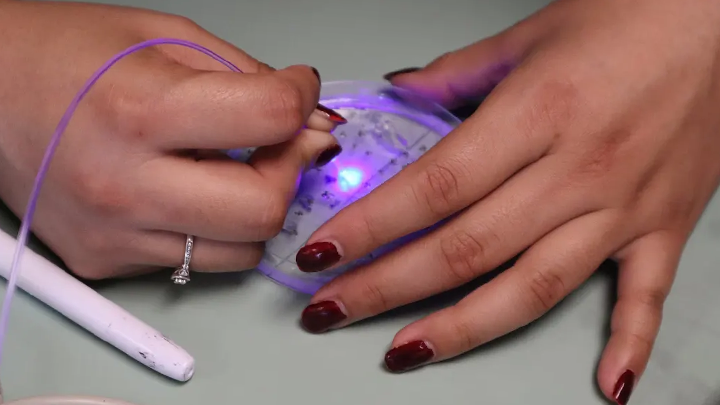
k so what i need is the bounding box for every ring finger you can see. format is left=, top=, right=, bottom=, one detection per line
left=136, top=230, right=264, bottom=272
left=382, top=209, right=627, bottom=372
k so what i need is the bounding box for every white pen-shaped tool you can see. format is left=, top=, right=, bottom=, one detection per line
left=0, top=229, right=195, bottom=382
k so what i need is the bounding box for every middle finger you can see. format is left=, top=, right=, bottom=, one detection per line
left=302, top=156, right=589, bottom=332
left=296, top=77, right=555, bottom=273
left=133, top=129, right=338, bottom=242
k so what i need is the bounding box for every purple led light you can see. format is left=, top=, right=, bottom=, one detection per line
left=337, top=167, right=364, bottom=192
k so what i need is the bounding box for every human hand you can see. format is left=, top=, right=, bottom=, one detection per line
left=0, top=0, right=347, bottom=280
left=293, top=0, right=720, bottom=402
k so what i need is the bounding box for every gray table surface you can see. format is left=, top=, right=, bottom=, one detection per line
left=2, top=0, right=720, bottom=404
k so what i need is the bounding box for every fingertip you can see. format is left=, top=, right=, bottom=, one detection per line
left=250, top=129, right=339, bottom=197
left=314, top=144, right=343, bottom=168
left=597, top=301, right=655, bottom=405
left=383, top=66, right=459, bottom=107
left=301, top=299, right=348, bottom=333
left=271, top=64, right=324, bottom=115
left=297, top=128, right=340, bottom=170
left=384, top=339, right=436, bottom=373
left=597, top=352, right=638, bottom=405
left=276, top=63, right=322, bottom=86
left=597, top=343, right=629, bottom=402
left=383, top=67, right=423, bottom=82
left=595, top=233, right=678, bottom=403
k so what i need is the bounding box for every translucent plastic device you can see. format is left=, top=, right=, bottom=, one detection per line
left=227, top=81, right=461, bottom=294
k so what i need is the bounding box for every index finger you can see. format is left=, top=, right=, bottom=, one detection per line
left=140, top=64, right=322, bottom=150
left=295, top=76, right=554, bottom=273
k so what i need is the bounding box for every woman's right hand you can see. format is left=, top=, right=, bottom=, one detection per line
left=0, top=0, right=346, bottom=279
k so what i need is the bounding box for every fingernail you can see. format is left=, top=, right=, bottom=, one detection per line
left=296, top=241, right=341, bottom=272
left=316, top=104, right=347, bottom=124
left=383, top=67, right=421, bottom=81
left=613, top=370, right=635, bottom=405
left=384, top=340, right=434, bottom=372
left=315, top=144, right=342, bottom=167
left=301, top=300, right=347, bottom=333
left=311, top=67, right=321, bottom=82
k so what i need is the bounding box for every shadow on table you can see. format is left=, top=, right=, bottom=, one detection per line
left=704, top=386, right=720, bottom=405
left=0, top=201, right=66, bottom=270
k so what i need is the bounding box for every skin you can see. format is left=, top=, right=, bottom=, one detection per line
left=0, top=0, right=342, bottom=279
left=1, top=0, right=718, bottom=402
left=302, top=0, right=720, bottom=401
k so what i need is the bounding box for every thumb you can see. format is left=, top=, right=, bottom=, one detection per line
left=382, top=29, right=534, bottom=109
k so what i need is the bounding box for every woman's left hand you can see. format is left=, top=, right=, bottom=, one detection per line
left=292, top=0, right=720, bottom=403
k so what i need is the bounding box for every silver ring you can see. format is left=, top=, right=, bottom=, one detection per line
left=171, top=235, right=194, bottom=285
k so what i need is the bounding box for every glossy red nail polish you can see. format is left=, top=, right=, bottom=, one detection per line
left=296, top=242, right=341, bottom=272
left=613, top=370, right=635, bottom=405
left=301, top=301, right=347, bottom=333
left=311, top=67, right=321, bottom=82
left=382, top=67, right=421, bottom=81
left=384, top=340, right=434, bottom=372
left=315, top=144, right=342, bottom=167
left=316, top=104, right=347, bottom=124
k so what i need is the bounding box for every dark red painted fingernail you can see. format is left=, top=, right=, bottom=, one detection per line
left=316, top=104, right=347, bottom=124
left=315, top=144, right=342, bottom=167
left=613, top=370, right=635, bottom=405
left=311, top=67, right=321, bottom=82
left=384, top=340, right=434, bottom=372
left=296, top=241, right=341, bottom=272
left=301, top=301, right=347, bottom=333
left=383, top=67, right=421, bottom=81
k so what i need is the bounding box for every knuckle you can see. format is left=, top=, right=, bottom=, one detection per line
left=243, top=244, right=265, bottom=269
left=253, top=194, right=288, bottom=239
left=70, top=171, right=133, bottom=219
left=525, top=267, right=567, bottom=313
left=573, top=129, right=630, bottom=181
left=438, top=230, right=485, bottom=283
left=634, top=289, right=668, bottom=311
left=625, top=330, right=655, bottom=356
left=356, top=281, right=392, bottom=314
left=353, top=209, right=386, bottom=248
left=79, top=229, right=113, bottom=257
left=414, top=160, right=463, bottom=217
left=527, top=78, right=583, bottom=131
left=102, top=86, right=148, bottom=139
left=448, top=315, right=480, bottom=353
left=268, top=79, right=305, bottom=133
left=64, top=237, right=115, bottom=280
left=68, top=263, right=108, bottom=280
left=257, top=62, right=275, bottom=72
left=428, top=52, right=456, bottom=70
left=167, top=14, right=203, bottom=32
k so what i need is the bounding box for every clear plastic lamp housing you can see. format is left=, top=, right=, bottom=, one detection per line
left=227, top=81, right=461, bottom=294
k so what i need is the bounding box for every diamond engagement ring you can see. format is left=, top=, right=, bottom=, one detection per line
left=170, top=235, right=194, bottom=285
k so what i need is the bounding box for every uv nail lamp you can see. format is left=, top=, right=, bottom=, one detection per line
left=227, top=81, right=461, bottom=294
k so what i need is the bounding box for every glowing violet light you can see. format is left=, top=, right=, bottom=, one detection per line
left=337, top=167, right=364, bottom=192
left=245, top=81, right=463, bottom=296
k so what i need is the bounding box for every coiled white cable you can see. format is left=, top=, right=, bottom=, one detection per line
left=0, top=38, right=243, bottom=405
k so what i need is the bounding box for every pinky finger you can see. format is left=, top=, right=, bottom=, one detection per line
left=383, top=210, right=625, bottom=372
left=597, top=233, right=682, bottom=405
